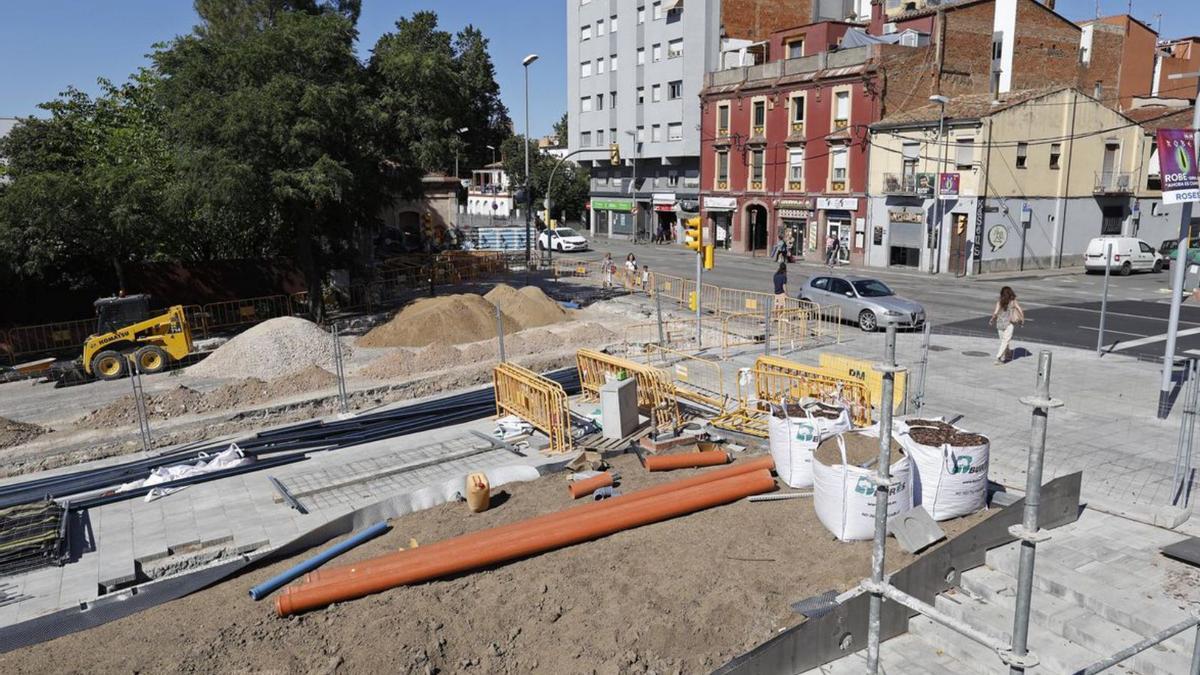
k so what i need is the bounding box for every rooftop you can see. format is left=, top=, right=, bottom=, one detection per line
left=873, top=87, right=1067, bottom=127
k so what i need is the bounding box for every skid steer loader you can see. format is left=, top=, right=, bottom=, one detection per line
left=58, top=295, right=194, bottom=384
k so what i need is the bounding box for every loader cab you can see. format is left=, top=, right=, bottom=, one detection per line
left=93, top=295, right=152, bottom=334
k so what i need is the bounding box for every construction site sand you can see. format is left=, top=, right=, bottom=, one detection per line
left=484, top=284, right=569, bottom=330
left=358, top=320, right=619, bottom=381
left=0, top=416, right=48, bottom=449
left=75, top=366, right=339, bottom=429
left=1, top=453, right=995, bottom=674
left=358, top=293, right=520, bottom=348
left=188, top=317, right=347, bottom=380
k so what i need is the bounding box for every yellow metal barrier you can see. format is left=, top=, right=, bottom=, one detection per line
left=624, top=317, right=725, bottom=353
left=718, top=308, right=811, bottom=358
left=751, top=355, right=873, bottom=426
left=642, top=344, right=730, bottom=411
left=818, top=352, right=907, bottom=413
left=6, top=318, right=97, bottom=358
left=203, top=294, right=293, bottom=331
left=493, top=361, right=572, bottom=455
left=575, top=348, right=681, bottom=431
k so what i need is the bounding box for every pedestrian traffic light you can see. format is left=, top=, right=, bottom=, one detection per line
left=684, top=217, right=702, bottom=252
left=703, top=243, right=715, bottom=270
left=609, top=143, right=620, bottom=166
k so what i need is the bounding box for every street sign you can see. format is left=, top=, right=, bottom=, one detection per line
left=1156, top=129, right=1199, bottom=204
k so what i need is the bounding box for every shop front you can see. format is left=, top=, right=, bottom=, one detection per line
left=777, top=199, right=814, bottom=262
left=885, top=205, right=923, bottom=268
left=702, top=196, right=736, bottom=250
left=817, top=197, right=860, bottom=265
left=653, top=193, right=677, bottom=242
left=590, top=198, right=635, bottom=238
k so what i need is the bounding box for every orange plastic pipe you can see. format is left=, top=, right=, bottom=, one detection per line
left=644, top=450, right=731, bottom=472
left=300, top=455, right=775, bottom=587
left=276, top=469, right=775, bottom=616
left=568, top=472, right=614, bottom=499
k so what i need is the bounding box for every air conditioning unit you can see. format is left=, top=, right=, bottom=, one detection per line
left=883, top=22, right=898, bottom=34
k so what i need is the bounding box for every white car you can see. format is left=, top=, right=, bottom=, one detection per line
left=1084, top=236, right=1163, bottom=275
left=537, top=227, right=589, bottom=252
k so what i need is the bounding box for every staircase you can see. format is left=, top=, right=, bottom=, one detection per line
left=814, top=509, right=1200, bottom=674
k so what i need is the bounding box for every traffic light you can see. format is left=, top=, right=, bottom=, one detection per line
left=703, top=243, right=715, bottom=270
left=609, top=143, right=621, bottom=166
left=684, top=217, right=702, bottom=252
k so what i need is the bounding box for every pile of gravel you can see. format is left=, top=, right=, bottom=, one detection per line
left=188, top=317, right=346, bottom=380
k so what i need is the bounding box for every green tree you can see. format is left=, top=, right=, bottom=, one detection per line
left=153, top=0, right=384, bottom=319
left=453, top=25, right=512, bottom=173
left=499, top=134, right=589, bottom=222
left=552, top=112, right=569, bottom=147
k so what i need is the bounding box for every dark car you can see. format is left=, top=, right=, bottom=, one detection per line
left=1158, top=239, right=1200, bottom=269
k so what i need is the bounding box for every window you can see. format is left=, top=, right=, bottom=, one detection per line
left=652, top=1, right=663, bottom=20
left=1050, top=143, right=1061, bottom=169
left=668, top=39, right=683, bottom=59
left=580, top=131, right=592, bottom=147
left=610, top=91, right=617, bottom=108
left=668, top=80, right=682, bottom=100
left=831, top=146, right=847, bottom=184
left=637, top=87, right=645, bottom=104
left=667, top=6, right=682, bottom=23
left=787, top=39, right=805, bottom=59
left=716, top=151, right=729, bottom=186
left=651, top=84, right=662, bottom=102
left=580, top=61, right=591, bottom=77
left=610, top=127, right=617, bottom=144
left=596, top=129, right=605, bottom=145
left=834, top=91, right=850, bottom=127
left=667, top=170, right=679, bottom=187
left=651, top=124, right=662, bottom=142
left=790, top=94, right=805, bottom=132
left=1016, top=142, right=1028, bottom=169
left=752, top=100, right=765, bottom=134
left=596, top=19, right=605, bottom=36
left=580, top=96, right=592, bottom=112
left=581, top=25, right=591, bottom=41
left=750, top=150, right=764, bottom=186
left=652, top=44, right=662, bottom=62
left=717, top=104, right=730, bottom=135
left=638, top=6, right=645, bottom=23
left=902, top=142, right=919, bottom=179
left=668, top=122, right=682, bottom=141
left=828, top=278, right=852, bottom=296
left=811, top=277, right=829, bottom=291
left=610, top=54, right=618, bottom=71
left=636, top=126, right=646, bottom=142
left=788, top=147, right=804, bottom=187
left=955, top=138, right=974, bottom=169
left=595, top=93, right=604, bottom=110
left=610, top=15, right=618, bottom=32
left=596, top=57, right=605, bottom=74
left=637, top=48, right=645, bottom=65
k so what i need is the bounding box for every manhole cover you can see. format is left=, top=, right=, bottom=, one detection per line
left=961, top=350, right=991, bottom=357
left=928, top=345, right=951, bottom=352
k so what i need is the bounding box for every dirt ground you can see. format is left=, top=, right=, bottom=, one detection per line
left=0, top=452, right=995, bottom=674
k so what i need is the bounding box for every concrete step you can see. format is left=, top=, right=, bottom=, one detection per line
left=960, top=566, right=1191, bottom=675
left=812, top=630, right=976, bottom=675
left=986, top=542, right=1197, bottom=661
left=932, top=587, right=1105, bottom=674
left=905, top=612, right=1007, bottom=674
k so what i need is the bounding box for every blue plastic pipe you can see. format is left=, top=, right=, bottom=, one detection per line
left=249, top=520, right=391, bottom=601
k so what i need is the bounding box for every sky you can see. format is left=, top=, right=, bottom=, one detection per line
left=1, top=0, right=1198, bottom=137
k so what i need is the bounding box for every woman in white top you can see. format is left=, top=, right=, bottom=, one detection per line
left=988, top=286, right=1025, bottom=364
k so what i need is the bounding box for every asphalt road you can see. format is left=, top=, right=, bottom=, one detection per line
left=573, top=238, right=1200, bottom=362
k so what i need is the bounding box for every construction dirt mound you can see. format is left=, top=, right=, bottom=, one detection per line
left=188, top=317, right=346, bottom=380
left=483, top=284, right=569, bottom=330
left=0, top=417, right=49, bottom=449
left=77, top=366, right=340, bottom=428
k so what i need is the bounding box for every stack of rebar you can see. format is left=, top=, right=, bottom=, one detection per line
left=0, top=500, right=67, bottom=576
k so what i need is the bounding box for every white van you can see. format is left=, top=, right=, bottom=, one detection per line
left=1084, top=236, right=1163, bottom=275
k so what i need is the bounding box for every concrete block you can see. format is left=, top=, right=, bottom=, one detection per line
left=1154, top=505, right=1191, bottom=529
left=599, top=377, right=638, bottom=440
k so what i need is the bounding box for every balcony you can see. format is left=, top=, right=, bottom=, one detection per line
left=882, top=172, right=917, bottom=195
left=1094, top=171, right=1133, bottom=194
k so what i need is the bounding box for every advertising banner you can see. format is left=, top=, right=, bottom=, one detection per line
left=1156, top=129, right=1199, bottom=205
left=937, top=172, right=960, bottom=199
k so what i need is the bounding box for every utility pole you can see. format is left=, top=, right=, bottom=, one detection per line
left=1157, top=72, right=1200, bottom=419
left=929, top=95, right=950, bottom=275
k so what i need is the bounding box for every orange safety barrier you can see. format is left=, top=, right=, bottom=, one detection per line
left=276, top=469, right=777, bottom=615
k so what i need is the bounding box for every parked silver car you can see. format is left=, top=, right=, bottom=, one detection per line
left=799, top=275, right=926, bottom=332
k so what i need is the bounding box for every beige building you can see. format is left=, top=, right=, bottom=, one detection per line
left=1126, top=99, right=1200, bottom=245
left=866, top=87, right=1143, bottom=273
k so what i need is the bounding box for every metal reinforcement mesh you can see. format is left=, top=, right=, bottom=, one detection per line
left=0, top=500, right=67, bottom=577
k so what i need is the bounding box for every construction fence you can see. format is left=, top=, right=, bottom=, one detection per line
left=0, top=251, right=515, bottom=365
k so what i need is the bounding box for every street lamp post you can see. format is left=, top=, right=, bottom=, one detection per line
left=453, top=127, right=468, bottom=221
left=929, top=95, right=949, bottom=275
left=625, top=129, right=640, bottom=243
left=522, top=54, right=539, bottom=270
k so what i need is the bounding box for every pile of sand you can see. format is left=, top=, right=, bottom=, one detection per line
left=483, top=284, right=569, bottom=330
left=358, top=294, right=519, bottom=348
left=188, top=317, right=346, bottom=380
left=357, top=343, right=464, bottom=380
left=0, top=417, right=48, bottom=449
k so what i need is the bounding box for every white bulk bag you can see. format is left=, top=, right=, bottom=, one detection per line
left=767, top=409, right=818, bottom=488
left=813, top=432, right=914, bottom=542
left=896, top=422, right=989, bottom=521
left=799, top=399, right=853, bottom=437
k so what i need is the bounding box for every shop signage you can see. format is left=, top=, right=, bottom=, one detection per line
left=937, top=173, right=960, bottom=199
left=591, top=198, right=634, bottom=211
left=678, top=200, right=700, bottom=212
left=777, top=199, right=814, bottom=210
left=653, top=204, right=675, bottom=212
left=1156, top=129, right=1199, bottom=204
left=987, top=225, right=1008, bottom=251
left=888, top=207, right=924, bottom=224
left=652, top=193, right=677, bottom=204
left=703, top=196, right=737, bottom=210
left=816, top=197, right=859, bottom=211
left=779, top=209, right=813, bottom=219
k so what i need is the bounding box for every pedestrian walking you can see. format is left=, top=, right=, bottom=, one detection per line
left=772, top=234, right=788, bottom=263
left=824, top=236, right=840, bottom=269
left=988, top=286, right=1025, bottom=364
left=625, top=253, right=637, bottom=274
left=640, top=264, right=650, bottom=291
left=602, top=252, right=615, bottom=290
left=773, top=262, right=788, bottom=306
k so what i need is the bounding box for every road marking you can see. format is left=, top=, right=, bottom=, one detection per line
left=1106, top=326, right=1200, bottom=352
left=1018, top=301, right=1200, bottom=325
left=1077, top=326, right=1148, bottom=337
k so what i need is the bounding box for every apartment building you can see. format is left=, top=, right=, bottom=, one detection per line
left=867, top=88, right=1144, bottom=274
left=1077, top=15, right=1158, bottom=110
left=566, top=0, right=851, bottom=240
left=1154, top=36, right=1200, bottom=100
